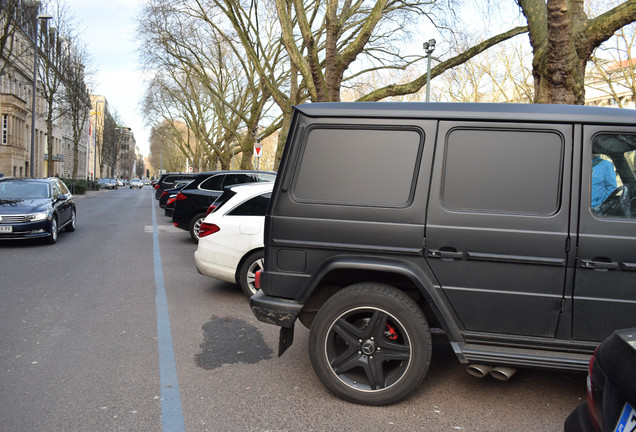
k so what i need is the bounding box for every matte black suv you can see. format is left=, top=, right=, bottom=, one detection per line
left=250, top=102, right=636, bottom=406
left=171, top=170, right=276, bottom=241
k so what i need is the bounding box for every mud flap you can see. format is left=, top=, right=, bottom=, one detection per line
left=278, top=325, right=294, bottom=357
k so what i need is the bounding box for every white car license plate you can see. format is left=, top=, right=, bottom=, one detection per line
left=615, top=402, right=636, bottom=432
left=0, top=225, right=12, bottom=233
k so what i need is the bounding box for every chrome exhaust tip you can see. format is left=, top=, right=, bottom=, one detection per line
left=489, top=366, right=517, bottom=381
left=466, top=364, right=493, bottom=378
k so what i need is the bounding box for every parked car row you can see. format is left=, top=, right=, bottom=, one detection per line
left=97, top=178, right=119, bottom=189
left=154, top=171, right=276, bottom=297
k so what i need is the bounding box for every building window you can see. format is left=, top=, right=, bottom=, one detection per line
left=2, top=114, right=8, bottom=145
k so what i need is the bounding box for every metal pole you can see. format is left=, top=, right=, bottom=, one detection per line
left=93, top=100, right=102, bottom=179
left=424, top=39, right=436, bottom=103
left=29, top=21, right=38, bottom=178
left=29, top=14, right=52, bottom=178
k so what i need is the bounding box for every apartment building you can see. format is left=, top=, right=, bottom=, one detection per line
left=0, top=1, right=89, bottom=178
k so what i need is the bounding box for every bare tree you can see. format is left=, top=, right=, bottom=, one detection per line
left=0, top=0, right=36, bottom=76
left=39, top=0, right=74, bottom=176
left=519, top=0, right=636, bottom=104
left=213, top=0, right=528, bottom=167
left=138, top=0, right=282, bottom=171
left=586, top=0, right=636, bottom=107
left=62, top=43, right=91, bottom=179
left=148, top=121, right=187, bottom=173
left=588, top=25, right=636, bottom=107
left=432, top=40, right=534, bottom=103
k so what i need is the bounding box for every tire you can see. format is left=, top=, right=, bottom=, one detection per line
left=45, top=216, right=58, bottom=244
left=65, top=209, right=76, bottom=232
left=308, top=283, right=431, bottom=405
left=238, top=250, right=264, bottom=297
left=189, top=213, right=206, bottom=242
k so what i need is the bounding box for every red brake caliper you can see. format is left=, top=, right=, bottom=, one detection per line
left=384, top=323, right=398, bottom=340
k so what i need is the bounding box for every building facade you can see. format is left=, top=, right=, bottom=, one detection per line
left=1, top=1, right=90, bottom=179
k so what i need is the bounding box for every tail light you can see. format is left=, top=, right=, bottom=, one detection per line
left=199, top=222, right=220, bottom=238
left=167, top=197, right=176, bottom=206
left=175, top=192, right=187, bottom=201
left=205, top=205, right=217, bottom=216
left=160, top=191, right=169, bottom=199
left=255, top=270, right=262, bottom=289
left=154, top=184, right=160, bottom=190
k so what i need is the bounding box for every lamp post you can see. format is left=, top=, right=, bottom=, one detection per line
left=423, top=39, right=436, bottom=103
left=29, top=13, right=52, bottom=178
left=92, top=99, right=103, bottom=180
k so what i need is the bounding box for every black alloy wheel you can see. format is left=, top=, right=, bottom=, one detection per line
left=308, top=283, right=432, bottom=406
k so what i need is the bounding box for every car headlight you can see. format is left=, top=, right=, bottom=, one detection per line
left=28, top=212, right=49, bottom=221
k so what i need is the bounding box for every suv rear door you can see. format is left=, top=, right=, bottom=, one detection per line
left=572, top=126, right=636, bottom=342
left=425, top=122, right=573, bottom=338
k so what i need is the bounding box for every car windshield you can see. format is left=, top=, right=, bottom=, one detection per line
left=0, top=181, right=50, bottom=199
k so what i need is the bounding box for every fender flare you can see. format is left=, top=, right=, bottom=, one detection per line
left=298, top=255, right=463, bottom=343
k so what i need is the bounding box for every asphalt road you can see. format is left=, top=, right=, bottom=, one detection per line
left=0, top=187, right=586, bottom=431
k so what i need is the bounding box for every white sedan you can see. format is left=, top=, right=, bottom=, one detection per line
left=194, top=182, right=273, bottom=297
left=129, top=179, right=143, bottom=189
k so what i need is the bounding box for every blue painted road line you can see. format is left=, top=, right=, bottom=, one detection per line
left=152, top=195, right=186, bottom=431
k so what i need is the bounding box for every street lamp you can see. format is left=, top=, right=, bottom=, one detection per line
left=423, top=39, right=436, bottom=103
left=92, top=99, right=103, bottom=180
left=29, top=13, right=52, bottom=178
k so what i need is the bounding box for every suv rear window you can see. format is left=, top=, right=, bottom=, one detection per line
left=228, top=193, right=271, bottom=216
left=292, top=126, right=422, bottom=207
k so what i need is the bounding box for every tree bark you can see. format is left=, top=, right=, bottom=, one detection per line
left=519, top=0, right=636, bottom=104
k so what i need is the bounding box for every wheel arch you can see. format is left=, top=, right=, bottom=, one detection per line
left=297, top=257, right=461, bottom=341
left=234, top=247, right=264, bottom=285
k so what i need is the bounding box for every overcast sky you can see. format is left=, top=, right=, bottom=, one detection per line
left=66, top=0, right=149, bottom=156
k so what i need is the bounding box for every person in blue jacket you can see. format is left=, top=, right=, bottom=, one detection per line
left=591, top=153, right=617, bottom=212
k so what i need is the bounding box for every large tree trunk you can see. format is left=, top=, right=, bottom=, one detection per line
left=520, top=0, right=636, bottom=105
left=531, top=0, right=586, bottom=104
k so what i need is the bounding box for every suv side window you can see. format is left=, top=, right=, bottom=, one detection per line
left=442, top=128, right=564, bottom=215
left=292, top=126, right=423, bottom=207
left=590, top=133, right=636, bottom=218
left=228, top=193, right=271, bottom=216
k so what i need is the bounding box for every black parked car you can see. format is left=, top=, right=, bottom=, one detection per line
left=159, top=180, right=192, bottom=209
left=565, top=328, right=636, bottom=432
left=171, top=171, right=275, bottom=241
left=153, top=173, right=196, bottom=200
left=0, top=177, right=76, bottom=244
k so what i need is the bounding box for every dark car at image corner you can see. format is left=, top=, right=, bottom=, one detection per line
left=565, top=328, right=636, bottom=432
left=0, top=177, right=76, bottom=244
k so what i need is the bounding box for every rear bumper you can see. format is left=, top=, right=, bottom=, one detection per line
left=249, top=290, right=302, bottom=328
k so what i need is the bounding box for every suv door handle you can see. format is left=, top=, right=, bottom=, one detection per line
left=580, top=259, right=619, bottom=271
left=428, top=249, right=465, bottom=261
